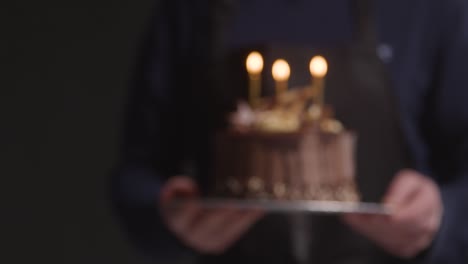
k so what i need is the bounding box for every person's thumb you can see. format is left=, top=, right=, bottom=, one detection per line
left=159, top=176, right=199, bottom=205
left=383, top=170, right=423, bottom=207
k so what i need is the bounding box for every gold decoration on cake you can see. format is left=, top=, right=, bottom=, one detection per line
left=255, top=109, right=301, bottom=133
left=320, top=106, right=344, bottom=134
left=321, top=119, right=344, bottom=134
left=273, top=183, right=287, bottom=198
left=248, top=177, right=265, bottom=193
left=290, top=189, right=303, bottom=200
left=227, top=178, right=243, bottom=194
left=246, top=52, right=264, bottom=108
left=307, top=105, right=322, bottom=121
left=235, top=53, right=341, bottom=135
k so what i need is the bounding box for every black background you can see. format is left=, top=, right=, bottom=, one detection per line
left=2, top=1, right=155, bottom=263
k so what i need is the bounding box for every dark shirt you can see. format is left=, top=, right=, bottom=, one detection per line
left=112, top=0, right=468, bottom=263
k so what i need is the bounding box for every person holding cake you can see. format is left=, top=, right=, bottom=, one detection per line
left=111, top=0, right=468, bottom=263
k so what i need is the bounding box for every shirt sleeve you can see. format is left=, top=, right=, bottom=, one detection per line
left=425, top=0, right=468, bottom=263
left=110, top=1, right=197, bottom=261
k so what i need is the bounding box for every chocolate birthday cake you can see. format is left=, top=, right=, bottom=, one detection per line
left=213, top=53, right=360, bottom=202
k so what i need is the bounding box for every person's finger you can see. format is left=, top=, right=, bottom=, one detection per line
left=344, top=214, right=412, bottom=254
left=183, top=209, right=242, bottom=254
left=344, top=214, right=384, bottom=245
left=190, top=210, right=264, bottom=254
left=343, top=214, right=387, bottom=237
left=165, top=201, right=202, bottom=235
left=212, top=210, right=264, bottom=252
left=344, top=214, right=413, bottom=243
left=189, top=209, right=240, bottom=240
left=408, top=230, right=434, bottom=256
left=345, top=172, right=443, bottom=259
left=343, top=213, right=392, bottom=227
left=392, top=181, right=442, bottom=236
left=392, top=189, right=428, bottom=224
left=159, top=176, right=199, bottom=205
left=214, top=210, right=264, bottom=239
left=383, top=170, right=423, bottom=207
left=385, top=181, right=443, bottom=259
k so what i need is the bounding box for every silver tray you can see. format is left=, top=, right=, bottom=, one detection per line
left=194, top=199, right=392, bottom=215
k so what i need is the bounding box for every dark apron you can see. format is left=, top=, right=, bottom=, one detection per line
left=192, top=0, right=414, bottom=263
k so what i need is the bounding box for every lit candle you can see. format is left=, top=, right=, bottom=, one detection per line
left=246, top=51, right=264, bottom=108
left=272, top=59, right=291, bottom=97
left=309, top=56, right=328, bottom=108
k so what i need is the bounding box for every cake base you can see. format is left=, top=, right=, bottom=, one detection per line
left=214, top=126, right=360, bottom=202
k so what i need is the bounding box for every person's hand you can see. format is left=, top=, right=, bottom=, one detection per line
left=343, top=170, right=443, bottom=259
left=159, top=176, right=264, bottom=255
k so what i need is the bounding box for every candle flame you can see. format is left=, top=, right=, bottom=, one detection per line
left=309, top=56, right=328, bottom=78
left=246, top=51, right=264, bottom=75
left=272, top=59, right=291, bottom=82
